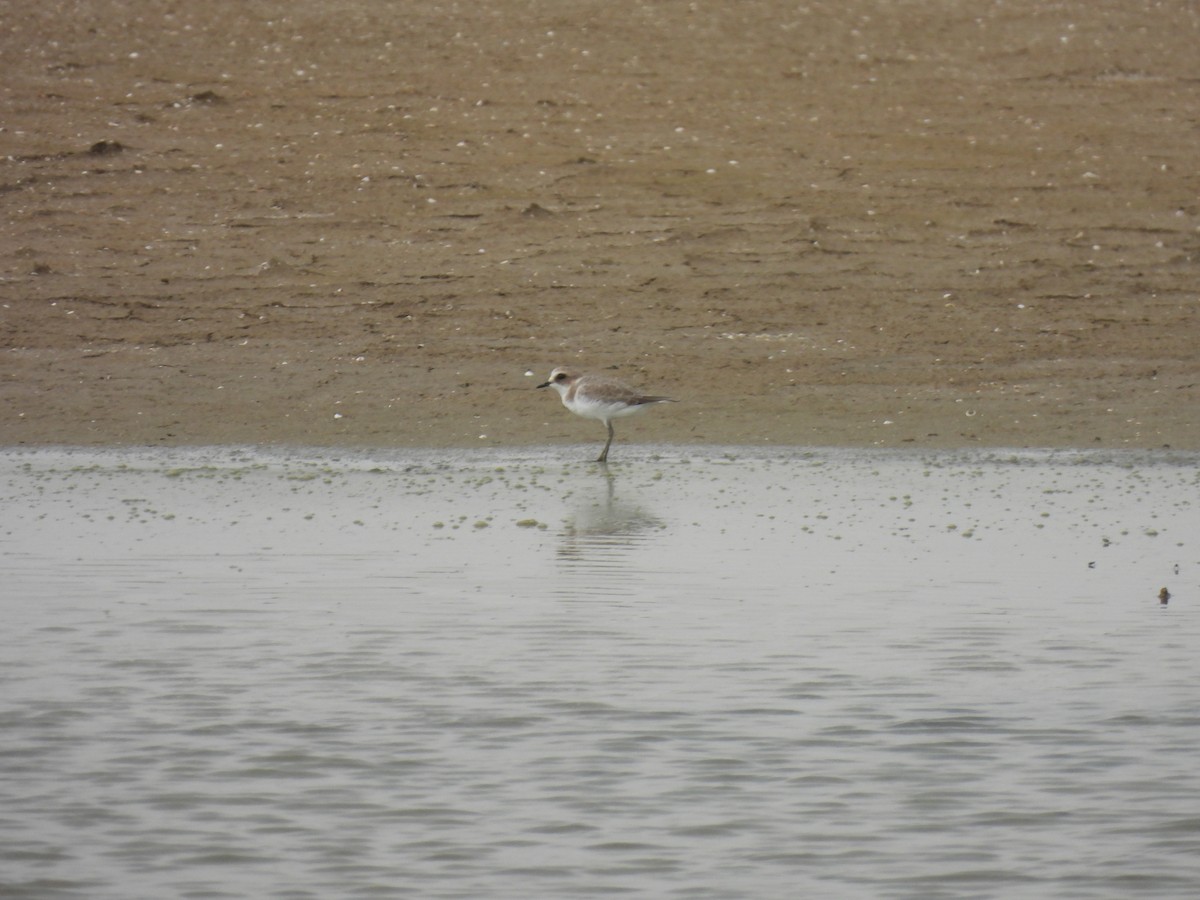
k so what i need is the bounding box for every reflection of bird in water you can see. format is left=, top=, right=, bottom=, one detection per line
left=1159, top=587, right=1170, bottom=605
left=556, top=466, right=662, bottom=563
left=537, top=367, right=676, bottom=463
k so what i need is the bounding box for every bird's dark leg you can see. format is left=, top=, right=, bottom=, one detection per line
left=597, top=420, right=614, bottom=463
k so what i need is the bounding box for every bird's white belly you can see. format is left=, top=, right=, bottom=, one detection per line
left=565, top=396, right=647, bottom=421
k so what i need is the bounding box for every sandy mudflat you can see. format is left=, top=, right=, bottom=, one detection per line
left=2, top=1, right=1197, bottom=450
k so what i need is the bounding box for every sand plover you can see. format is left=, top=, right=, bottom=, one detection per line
left=537, top=367, right=676, bottom=462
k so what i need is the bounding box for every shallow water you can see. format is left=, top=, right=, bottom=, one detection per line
left=2, top=446, right=1198, bottom=899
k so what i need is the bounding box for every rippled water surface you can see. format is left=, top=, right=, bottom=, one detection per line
left=2, top=446, right=1198, bottom=899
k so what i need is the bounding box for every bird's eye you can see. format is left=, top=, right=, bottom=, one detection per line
left=555, top=373, right=567, bottom=381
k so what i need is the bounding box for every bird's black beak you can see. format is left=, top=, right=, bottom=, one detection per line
left=536, top=381, right=551, bottom=389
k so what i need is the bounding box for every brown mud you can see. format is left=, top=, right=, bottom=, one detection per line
left=2, top=1, right=1198, bottom=451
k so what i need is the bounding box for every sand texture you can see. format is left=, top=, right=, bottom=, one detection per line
left=2, top=0, right=1198, bottom=449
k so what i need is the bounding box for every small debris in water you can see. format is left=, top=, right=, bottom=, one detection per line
left=1158, top=587, right=1170, bottom=605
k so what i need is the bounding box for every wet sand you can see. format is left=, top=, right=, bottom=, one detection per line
left=2, top=1, right=1198, bottom=451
